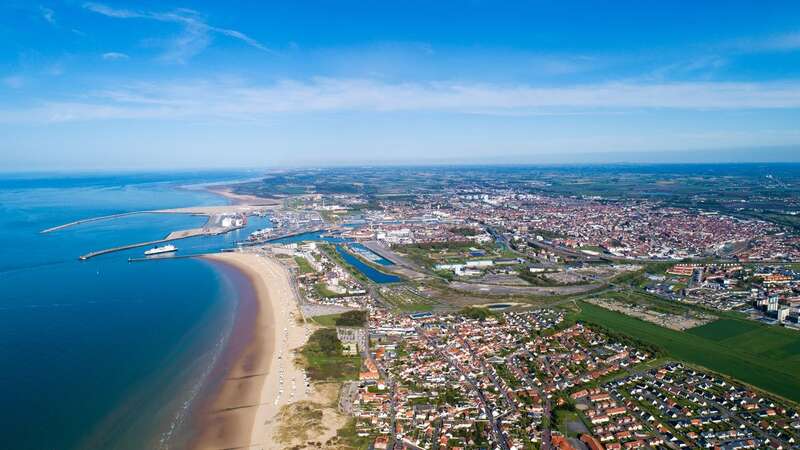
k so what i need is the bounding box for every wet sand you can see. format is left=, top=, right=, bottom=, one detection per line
left=205, top=186, right=283, bottom=206
left=193, top=251, right=314, bottom=449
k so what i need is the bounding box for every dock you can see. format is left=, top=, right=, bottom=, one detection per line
left=127, top=253, right=209, bottom=263
left=77, top=223, right=249, bottom=260
left=80, top=238, right=174, bottom=260
left=238, top=227, right=327, bottom=246
left=264, top=228, right=326, bottom=242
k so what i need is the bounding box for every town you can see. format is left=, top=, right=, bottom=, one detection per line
left=228, top=166, right=800, bottom=450
left=332, top=308, right=799, bottom=450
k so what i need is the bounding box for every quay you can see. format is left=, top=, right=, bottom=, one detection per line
left=81, top=239, right=171, bottom=260
left=263, top=228, right=326, bottom=242
left=238, top=227, right=327, bottom=246
left=128, top=248, right=235, bottom=263
left=56, top=205, right=260, bottom=261
left=79, top=225, right=245, bottom=261
left=128, top=253, right=210, bottom=263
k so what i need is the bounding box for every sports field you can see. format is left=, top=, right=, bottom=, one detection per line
left=576, top=302, right=800, bottom=403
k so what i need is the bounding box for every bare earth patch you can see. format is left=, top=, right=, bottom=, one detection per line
left=274, top=382, right=349, bottom=449
left=586, top=297, right=714, bottom=330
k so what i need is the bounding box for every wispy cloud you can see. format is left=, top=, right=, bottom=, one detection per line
left=39, top=6, right=56, bottom=25
left=82, top=2, right=138, bottom=18
left=728, top=30, right=800, bottom=53
left=82, top=2, right=270, bottom=62
left=647, top=55, right=729, bottom=81
left=102, top=52, right=130, bottom=61
left=752, top=31, right=800, bottom=51
left=2, top=75, right=25, bottom=89
left=3, top=77, right=800, bottom=123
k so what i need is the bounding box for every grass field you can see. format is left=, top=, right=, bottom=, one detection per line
left=314, top=282, right=349, bottom=298
left=379, top=286, right=437, bottom=312
left=686, top=318, right=762, bottom=341
left=688, top=318, right=800, bottom=360
left=309, top=310, right=366, bottom=327
left=575, top=301, right=800, bottom=404
left=294, top=256, right=315, bottom=274
left=310, top=312, right=343, bottom=327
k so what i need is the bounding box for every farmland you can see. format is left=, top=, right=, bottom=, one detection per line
left=688, top=318, right=800, bottom=360
left=575, top=301, right=800, bottom=403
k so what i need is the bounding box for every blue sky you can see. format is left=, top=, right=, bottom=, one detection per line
left=1, top=1, right=800, bottom=170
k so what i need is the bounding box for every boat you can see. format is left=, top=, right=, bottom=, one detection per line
left=144, top=244, right=177, bottom=256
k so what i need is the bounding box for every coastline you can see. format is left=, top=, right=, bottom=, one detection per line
left=192, top=251, right=315, bottom=449
left=205, top=186, right=283, bottom=207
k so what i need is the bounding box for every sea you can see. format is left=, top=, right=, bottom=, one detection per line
left=0, top=171, right=271, bottom=449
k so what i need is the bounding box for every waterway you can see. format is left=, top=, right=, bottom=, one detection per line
left=335, top=245, right=401, bottom=283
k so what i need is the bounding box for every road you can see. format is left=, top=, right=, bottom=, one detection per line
left=418, top=326, right=510, bottom=450
left=510, top=349, right=553, bottom=450
left=632, top=371, right=779, bottom=447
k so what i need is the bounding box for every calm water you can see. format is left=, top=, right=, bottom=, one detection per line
left=349, top=243, right=393, bottom=266
left=0, top=171, right=264, bottom=449
left=269, top=232, right=400, bottom=283
left=335, top=245, right=401, bottom=283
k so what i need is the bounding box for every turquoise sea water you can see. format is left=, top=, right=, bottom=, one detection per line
left=0, top=172, right=265, bottom=449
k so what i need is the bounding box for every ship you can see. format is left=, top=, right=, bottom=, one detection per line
left=144, top=244, right=177, bottom=256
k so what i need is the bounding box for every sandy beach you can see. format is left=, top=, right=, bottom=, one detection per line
left=193, top=251, right=316, bottom=449
left=206, top=186, right=283, bottom=206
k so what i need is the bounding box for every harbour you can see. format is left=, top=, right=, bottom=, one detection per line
left=0, top=172, right=250, bottom=450
left=41, top=206, right=266, bottom=260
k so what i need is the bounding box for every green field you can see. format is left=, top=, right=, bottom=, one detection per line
left=310, top=312, right=343, bottom=327
left=686, top=318, right=762, bottom=341
left=300, top=328, right=361, bottom=381
left=575, top=301, right=800, bottom=403
left=379, top=287, right=437, bottom=312
left=294, top=256, right=316, bottom=274
left=688, top=318, right=800, bottom=360
left=314, top=282, right=349, bottom=298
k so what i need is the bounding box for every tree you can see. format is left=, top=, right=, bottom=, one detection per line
left=335, top=310, right=367, bottom=327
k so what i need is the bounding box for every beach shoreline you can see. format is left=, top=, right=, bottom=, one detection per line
left=191, top=250, right=315, bottom=449
left=205, top=186, right=283, bottom=207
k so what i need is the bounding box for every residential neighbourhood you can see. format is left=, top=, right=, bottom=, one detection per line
left=335, top=308, right=800, bottom=450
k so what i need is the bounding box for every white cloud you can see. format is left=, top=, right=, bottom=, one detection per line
left=82, top=3, right=139, bottom=18
left=647, top=55, right=728, bottom=81
left=3, top=77, right=800, bottom=124
left=102, top=52, right=130, bottom=61
left=82, top=3, right=270, bottom=62
left=40, top=6, right=56, bottom=25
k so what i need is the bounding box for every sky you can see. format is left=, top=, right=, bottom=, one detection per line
left=1, top=1, right=800, bottom=170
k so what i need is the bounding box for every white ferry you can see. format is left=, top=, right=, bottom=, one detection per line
left=144, top=244, right=177, bottom=256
